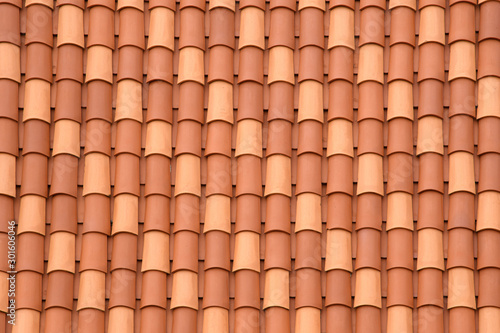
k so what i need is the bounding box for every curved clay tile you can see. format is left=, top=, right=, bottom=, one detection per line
left=297, top=81, right=324, bottom=122
left=328, top=7, right=355, bottom=50
left=268, top=46, right=295, bottom=84
left=265, top=121, right=293, bottom=156
left=145, top=120, right=172, bottom=157
left=24, top=5, right=53, bottom=46
left=0, top=4, right=20, bottom=45
left=117, top=0, right=144, bottom=11
left=146, top=47, right=174, bottom=83
left=209, top=0, right=235, bottom=11
left=478, top=0, right=500, bottom=42
left=179, top=7, right=205, bottom=50
left=387, top=44, right=414, bottom=83
left=178, top=47, right=205, bottom=84
left=357, top=44, right=384, bottom=84
left=268, top=8, right=294, bottom=49
left=389, top=7, right=415, bottom=45
left=264, top=154, right=292, bottom=197
left=448, top=3, right=476, bottom=44
left=238, top=7, right=265, bottom=49
left=328, top=80, right=354, bottom=121
left=448, top=79, right=476, bottom=117
left=477, top=39, right=500, bottom=79
left=0, top=43, right=20, bottom=82
left=297, top=46, right=324, bottom=83
left=148, top=7, right=175, bottom=50
left=326, top=155, right=354, bottom=195
left=448, top=152, right=475, bottom=194
left=85, top=46, right=113, bottom=83
left=87, top=7, right=115, bottom=49
left=359, top=7, right=385, bottom=47
left=56, top=5, right=84, bottom=47
left=448, top=41, right=476, bottom=81
left=328, top=47, right=354, bottom=82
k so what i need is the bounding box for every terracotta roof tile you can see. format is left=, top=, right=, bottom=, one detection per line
left=3, top=0, right=500, bottom=331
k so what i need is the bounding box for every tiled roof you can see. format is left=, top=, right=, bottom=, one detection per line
left=1, top=0, right=499, bottom=332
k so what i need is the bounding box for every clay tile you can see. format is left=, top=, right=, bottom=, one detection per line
left=325, top=229, right=352, bottom=272
left=25, top=43, right=52, bottom=82
left=78, top=232, right=108, bottom=272
left=388, top=44, right=414, bottom=83
left=418, top=6, right=445, bottom=45
left=142, top=230, right=170, bottom=273
left=0, top=196, right=14, bottom=227
left=449, top=79, right=476, bottom=117
left=387, top=118, right=413, bottom=155
left=295, top=230, right=322, bottom=270
left=17, top=195, right=45, bottom=235
left=140, top=271, right=167, bottom=308
left=44, top=307, right=72, bottom=332
left=15, top=271, right=43, bottom=311
left=0, top=154, right=15, bottom=198
left=25, top=5, right=53, bottom=47
left=148, top=7, right=174, bottom=50
left=326, top=305, right=352, bottom=333
left=386, top=268, right=413, bottom=307
left=235, top=119, right=263, bottom=157
left=448, top=151, right=475, bottom=194
left=202, top=269, right=229, bottom=309
left=175, top=120, right=202, bottom=156
left=206, top=155, right=232, bottom=196
left=327, top=154, right=354, bottom=195
left=235, top=154, right=262, bottom=196
left=25, top=0, right=54, bottom=6
left=85, top=46, right=113, bottom=84
left=87, top=7, right=114, bottom=48
left=234, top=270, right=260, bottom=309
left=416, top=190, right=443, bottom=230
left=140, top=307, right=167, bottom=332
left=204, top=194, right=231, bottom=233
left=387, top=306, right=414, bottom=333
left=359, top=7, right=385, bottom=47
left=355, top=228, right=381, bottom=269
left=146, top=81, right=173, bottom=123
left=144, top=194, right=170, bottom=232
left=45, top=271, right=74, bottom=309
left=237, top=81, right=264, bottom=121
left=0, top=79, right=19, bottom=120
left=478, top=1, right=500, bottom=42
left=23, top=80, right=51, bottom=123
left=117, top=8, right=145, bottom=49
left=328, top=47, right=354, bottom=82
left=389, top=7, right=415, bottom=46
left=269, top=82, right=294, bottom=122
left=108, top=309, right=137, bottom=333
left=270, top=0, right=295, bottom=9
left=387, top=153, right=413, bottom=194
left=268, top=8, right=295, bottom=49
left=239, top=0, right=265, bottom=9
left=16, top=233, right=45, bottom=272
left=84, top=120, right=112, bottom=156
left=179, top=7, right=205, bottom=50
left=265, top=194, right=291, bottom=233
left=113, top=154, right=140, bottom=196
left=298, top=46, right=324, bottom=83
left=357, top=81, right=384, bottom=121
left=22, top=120, right=50, bottom=157
left=447, top=192, right=474, bottom=231
left=174, top=153, right=202, bottom=197
left=353, top=268, right=382, bottom=308
left=56, top=4, right=84, bottom=48
left=266, top=121, right=292, bottom=157
left=327, top=80, right=354, bottom=121
left=239, top=8, right=265, bottom=50
left=325, top=269, right=352, bottom=306
left=448, top=3, right=476, bottom=44
left=116, top=0, right=144, bottom=11
left=54, top=81, right=82, bottom=122
left=295, top=153, right=322, bottom=195
left=0, top=118, right=18, bottom=156
left=171, top=308, right=198, bottom=331
left=145, top=154, right=171, bottom=197
left=52, top=119, right=80, bottom=158
left=268, top=46, right=295, bottom=85
left=477, top=230, right=500, bottom=269
left=263, top=269, right=290, bottom=310
left=298, top=9, right=324, bottom=48
left=295, top=268, right=322, bottom=309
left=237, top=47, right=264, bottom=84
left=447, top=267, right=476, bottom=309
left=387, top=228, right=413, bottom=269
left=478, top=153, right=500, bottom=193
left=360, top=0, right=386, bottom=10
left=115, top=79, right=143, bottom=123
left=355, top=193, right=382, bottom=230
left=449, top=308, right=476, bottom=333
left=417, top=45, right=445, bottom=83
left=478, top=118, right=500, bottom=155
left=206, top=82, right=233, bottom=124
left=417, top=79, right=444, bottom=118
left=477, top=77, right=500, bottom=120
left=0, top=0, right=22, bottom=6
left=357, top=44, right=384, bottom=84
left=416, top=116, right=444, bottom=155
left=0, top=4, right=20, bottom=45
left=448, top=41, right=476, bottom=82
left=478, top=268, right=500, bottom=308
left=145, top=120, right=172, bottom=158
left=417, top=227, right=445, bottom=270
left=208, top=8, right=235, bottom=48
left=328, top=7, right=355, bottom=50
left=206, top=135, right=232, bottom=172
left=447, top=227, right=474, bottom=267
left=330, top=0, right=355, bottom=9
left=448, top=115, right=474, bottom=154
left=477, top=40, right=500, bottom=79
left=357, top=119, right=383, bottom=156
left=264, top=232, right=291, bottom=270
left=296, top=193, right=322, bottom=233
left=178, top=81, right=205, bottom=123
left=178, top=47, right=205, bottom=85
left=417, top=153, right=444, bottom=193
left=114, top=119, right=142, bottom=156
left=82, top=194, right=111, bottom=234
left=294, top=309, right=321, bottom=333
left=356, top=153, right=384, bottom=196
left=117, top=46, right=144, bottom=83
left=204, top=231, right=230, bottom=270
left=173, top=193, right=200, bottom=232
left=179, top=0, right=206, bottom=10
left=108, top=269, right=137, bottom=308
left=387, top=192, right=413, bottom=231
left=235, top=194, right=261, bottom=232
left=233, top=230, right=261, bottom=272
left=147, top=47, right=173, bottom=83
left=297, top=120, right=323, bottom=156
left=416, top=268, right=444, bottom=307
left=208, top=46, right=234, bottom=84
left=50, top=155, right=78, bottom=197
left=0, top=42, right=20, bottom=83
left=110, top=232, right=138, bottom=271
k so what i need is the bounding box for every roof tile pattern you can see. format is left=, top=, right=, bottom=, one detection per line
left=1, top=0, right=500, bottom=332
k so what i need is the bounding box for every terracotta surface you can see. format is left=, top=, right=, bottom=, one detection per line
left=1, top=0, right=499, bottom=332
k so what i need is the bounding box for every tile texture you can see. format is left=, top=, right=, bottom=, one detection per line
left=1, top=0, right=499, bottom=332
